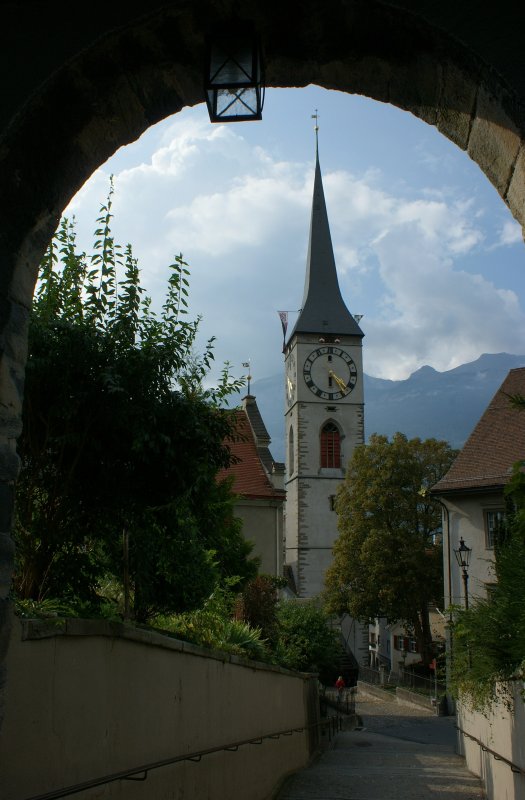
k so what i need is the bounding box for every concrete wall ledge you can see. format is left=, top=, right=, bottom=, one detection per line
left=396, top=686, right=436, bottom=711
left=357, top=680, right=397, bottom=703
left=18, top=616, right=307, bottom=678
left=358, top=681, right=438, bottom=712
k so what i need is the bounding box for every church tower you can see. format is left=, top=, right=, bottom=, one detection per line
left=284, top=137, right=365, bottom=599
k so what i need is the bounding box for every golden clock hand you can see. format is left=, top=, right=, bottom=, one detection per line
left=329, top=370, right=348, bottom=393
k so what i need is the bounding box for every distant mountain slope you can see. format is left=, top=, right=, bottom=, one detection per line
left=234, top=353, right=525, bottom=464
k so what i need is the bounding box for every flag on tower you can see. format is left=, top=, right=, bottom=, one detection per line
left=278, top=311, right=288, bottom=353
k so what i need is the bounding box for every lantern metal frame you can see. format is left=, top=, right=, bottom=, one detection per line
left=454, top=537, right=472, bottom=609
left=204, top=27, right=265, bottom=123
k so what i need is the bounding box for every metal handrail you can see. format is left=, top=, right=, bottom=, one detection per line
left=456, top=724, right=525, bottom=776
left=322, top=686, right=356, bottom=715
left=22, top=717, right=343, bottom=800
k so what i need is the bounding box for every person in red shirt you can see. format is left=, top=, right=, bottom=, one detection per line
left=335, top=675, right=345, bottom=702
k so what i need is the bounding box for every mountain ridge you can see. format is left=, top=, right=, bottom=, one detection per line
left=234, top=353, right=525, bottom=464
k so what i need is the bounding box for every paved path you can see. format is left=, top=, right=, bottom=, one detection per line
left=277, top=690, right=485, bottom=800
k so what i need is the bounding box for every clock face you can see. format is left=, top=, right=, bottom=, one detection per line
left=303, top=346, right=358, bottom=400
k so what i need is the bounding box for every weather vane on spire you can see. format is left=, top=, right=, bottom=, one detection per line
left=242, top=360, right=252, bottom=395
left=311, top=109, right=319, bottom=151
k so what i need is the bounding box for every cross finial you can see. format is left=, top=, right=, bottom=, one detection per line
left=311, top=109, right=319, bottom=153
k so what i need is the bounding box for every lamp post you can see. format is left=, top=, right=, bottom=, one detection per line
left=454, top=537, right=472, bottom=609
left=204, top=26, right=265, bottom=122
left=420, top=486, right=454, bottom=713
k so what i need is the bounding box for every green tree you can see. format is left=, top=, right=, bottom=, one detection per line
left=14, top=185, right=257, bottom=619
left=274, top=600, right=341, bottom=682
left=235, top=575, right=286, bottom=645
left=324, top=433, right=457, bottom=666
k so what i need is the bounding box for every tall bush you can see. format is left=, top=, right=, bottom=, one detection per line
left=14, top=183, right=257, bottom=619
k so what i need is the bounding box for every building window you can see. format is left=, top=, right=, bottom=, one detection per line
left=288, top=425, right=294, bottom=475
left=394, top=635, right=406, bottom=651
left=320, top=422, right=341, bottom=468
left=485, top=509, right=505, bottom=549
left=394, top=635, right=418, bottom=653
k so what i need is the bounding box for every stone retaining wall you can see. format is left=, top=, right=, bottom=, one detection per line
left=457, top=683, right=525, bottom=800
left=0, top=616, right=318, bottom=800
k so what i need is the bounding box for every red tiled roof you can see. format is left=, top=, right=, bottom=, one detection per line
left=432, top=368, right=525, bottom=494
left=218, top=410, right=286, bottom=500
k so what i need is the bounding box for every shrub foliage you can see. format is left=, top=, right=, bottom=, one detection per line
left=14, top=184, right=257, bottom=620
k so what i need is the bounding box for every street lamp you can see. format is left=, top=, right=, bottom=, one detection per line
left=454, top=537, right=472, bottom=609
left=204, top=26, right=265, bottom=122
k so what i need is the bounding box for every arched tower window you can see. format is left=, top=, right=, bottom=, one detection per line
left=320, top=422, right=341, bottom=468
left=288, top=424, right=294, bottom=475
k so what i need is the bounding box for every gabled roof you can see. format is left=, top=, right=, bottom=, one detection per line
left=432, top=368, right=525, bottom=494
left=218, top=409, right=286, bottom=501
left=289, top=147, right=363, bottom=340
left=242, top=394, right=285, bottom=478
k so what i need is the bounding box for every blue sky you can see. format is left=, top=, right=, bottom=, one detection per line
left=66, top=85, right=525, bottom=385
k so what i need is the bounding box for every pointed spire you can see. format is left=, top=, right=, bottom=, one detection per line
left=290, top=135, right=363, bottom=340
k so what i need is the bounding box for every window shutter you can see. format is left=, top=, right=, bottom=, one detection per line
left=320, top=423, right=341, bottom=468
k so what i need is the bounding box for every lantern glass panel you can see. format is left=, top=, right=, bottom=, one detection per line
left=217, top=87, right=259, bottom=118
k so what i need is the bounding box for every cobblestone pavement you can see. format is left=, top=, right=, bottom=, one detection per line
left=276, top=690, right=485, bottom=800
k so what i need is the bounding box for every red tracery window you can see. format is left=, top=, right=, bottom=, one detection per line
left=320, top=422, right=341, bottom=468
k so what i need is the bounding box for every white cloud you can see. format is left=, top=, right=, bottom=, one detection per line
left=496, top=218, right=523, bottom=247
left=363, top=223, right=525, bottom=378
left=65, top=111, right=525, bottom=386
left=165, top=172, right=308, bottom=257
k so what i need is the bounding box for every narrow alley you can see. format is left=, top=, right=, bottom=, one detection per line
left=277, top=690, right=485, bottom=799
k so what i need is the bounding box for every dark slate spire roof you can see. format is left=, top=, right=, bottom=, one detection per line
left=290, top=146, right=363, bottom=339
left=242, top=394, right=285, bottom=477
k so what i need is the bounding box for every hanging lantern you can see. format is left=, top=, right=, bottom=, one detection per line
left=454, top=537, right=472, bottom=570
left=205, top=28, right=265, bottom=122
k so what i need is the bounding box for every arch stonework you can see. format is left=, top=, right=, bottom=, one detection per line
left=1, top=0, right=525, bottom=721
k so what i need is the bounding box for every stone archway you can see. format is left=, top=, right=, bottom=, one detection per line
left=1, top=0, right=524, bottom=720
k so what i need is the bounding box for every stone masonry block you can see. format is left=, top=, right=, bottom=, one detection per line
left=468, top=85, right=521, bottom=197
left=389, top=54, right=442, bottom=126
left=2, top=301, right=30, bottom=364
left=0, top=533, right=14, bottom=596
left=0, top=359, right=24, bottom=418
left=9, top=226, right=54, bottom=309
left=506, top=144, right=525, bottom=233
left=320, top=56, right=391, bottom=105
left=0, top=446, right=20, bottom=483
left=0, top=485, right=15, bottom=538
left=437, top=62, right=477, bottom=151
left=0, top=413, right=22, bottom=440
